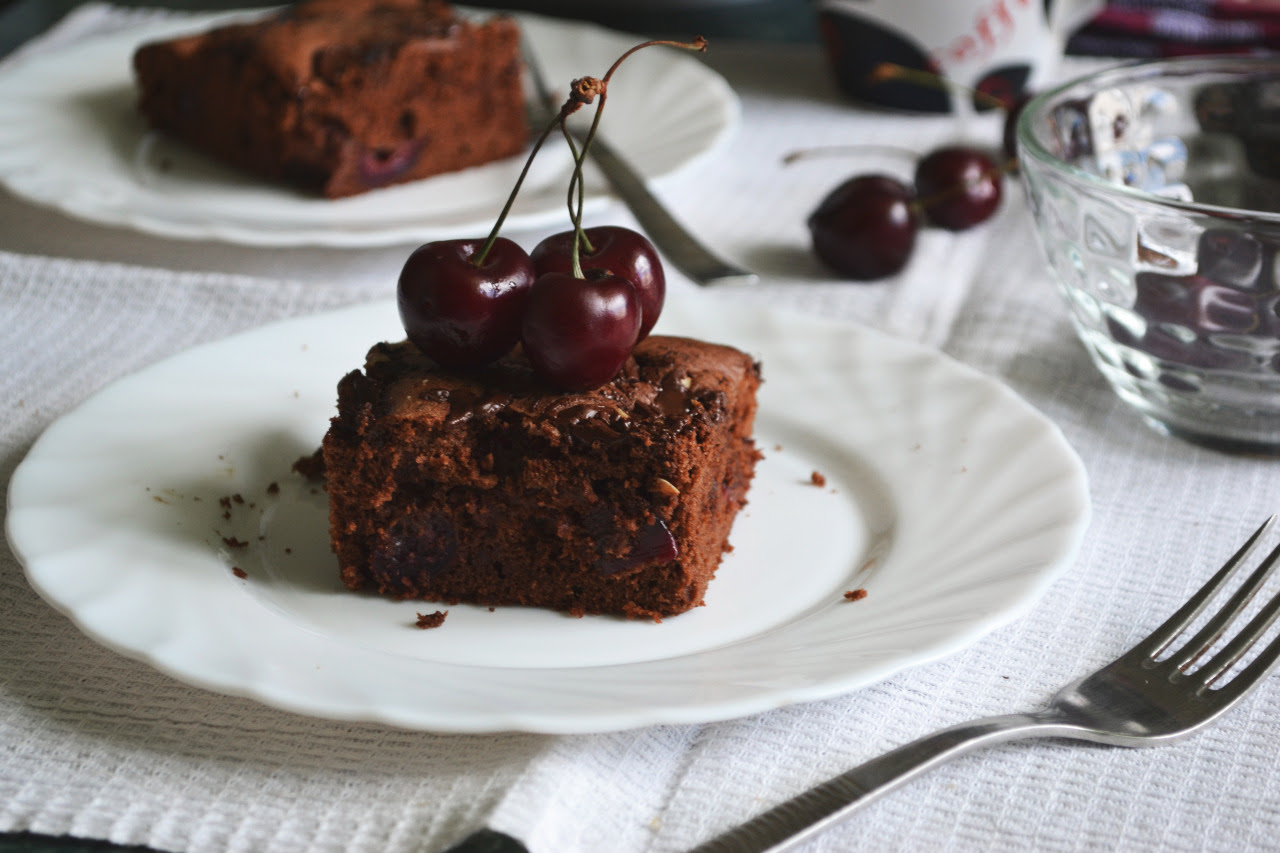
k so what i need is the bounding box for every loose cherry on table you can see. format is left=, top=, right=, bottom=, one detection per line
left=868, top=61, right=1032, bottom=163
left=913, top=146, right=1003, bottom=231
left=531, top=225, right=666, bottom=342
left=803, top=141, right=1010, bottom=281
left=802, top=62, right=1025, bottom=282
left=808, top=174, right=920, bottom=281
left=999, top=92, right=1034, bottom=162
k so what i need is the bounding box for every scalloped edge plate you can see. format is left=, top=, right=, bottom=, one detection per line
left=0, top=8, right=738, bottom=247
left=7, top=293, right=1089, bottom=733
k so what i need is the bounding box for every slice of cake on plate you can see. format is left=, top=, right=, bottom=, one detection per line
left=322, top=335, right=762, bottom=621
left=133, top=0, right=527, bottom=198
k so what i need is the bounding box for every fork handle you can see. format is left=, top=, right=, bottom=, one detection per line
left=580, top=133, right=758, bottom=288
left=689, top=712, right=1074, bottom=853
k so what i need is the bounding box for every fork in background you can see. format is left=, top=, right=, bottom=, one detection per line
left=521, top=41, right=757, bottom=288
left=692, top=514, right=1280, bottom=853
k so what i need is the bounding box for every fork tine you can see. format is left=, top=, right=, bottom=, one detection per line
left=1210, top=613, right=1280, bottom=711
left=1193, top=576, right=1280, bottom=688
left=1136, top=514, right=1278, bottom=660
left=1171, top=537, right=1280, bottom=671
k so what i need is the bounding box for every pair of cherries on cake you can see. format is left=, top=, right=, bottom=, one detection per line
left=396, top=39, right=703, bottom=391
left=397, top=223, right=664, bottom=391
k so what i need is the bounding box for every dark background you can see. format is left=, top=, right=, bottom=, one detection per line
left=0, top=0, right=817, bottom=60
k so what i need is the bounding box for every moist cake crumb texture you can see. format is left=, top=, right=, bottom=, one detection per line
left=322, top=335, right=762, bottom=621
left=133, top=0, right=527, bottom=198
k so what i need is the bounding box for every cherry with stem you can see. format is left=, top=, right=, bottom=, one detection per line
left=788, top=138, right=1013, bottom=281
left=523, top=38, right=707, bottom=389
left=397, top=105, right=583, bottom=369
left=869, top=62, right=1031, bottom=162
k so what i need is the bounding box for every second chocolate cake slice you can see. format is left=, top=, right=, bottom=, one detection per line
left=323, top=335, right=762, bottom=621
left=133, top=0, right=527, bottom=198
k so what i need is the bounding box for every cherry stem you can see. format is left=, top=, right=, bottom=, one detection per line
left=867, top=62, right=1012, bottom=112
left=782, top=145, right=921, bottom=167
left=561, top=126, right=588, bottom=278
left=474, top=113, right=562, bottom=266
left=561, top=36, right=709, bottom=277
left=560, top=129, right=596, bottom=260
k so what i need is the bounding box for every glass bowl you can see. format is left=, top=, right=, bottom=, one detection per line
left=1017, top=56, right=1280, bottom=452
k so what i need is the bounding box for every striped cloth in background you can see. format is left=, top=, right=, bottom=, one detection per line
left=1068, top=0, right=1280, bottom=56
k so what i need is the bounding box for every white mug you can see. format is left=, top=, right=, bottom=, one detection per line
left=815, top=0, right=1103, bottom=114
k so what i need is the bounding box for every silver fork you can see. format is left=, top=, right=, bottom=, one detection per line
left=522, top=42, right=758, bottom=288
left=691, top=514, right=1280, bottom=853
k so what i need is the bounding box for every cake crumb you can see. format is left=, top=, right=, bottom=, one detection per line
left=415, top=610, right=448, bottom=629
left=266, top=481, right=280, bottom=495
left=232, top=567, right=248, bottom=579
left=774, top=443, right=783, bottom=452
left=292, top=449, right=326, bottom=483
left=843, top=588, right=868, bottom=602
left=810, top=470, right=827, bottom=487
left=222, top=536, right=249, bottom=549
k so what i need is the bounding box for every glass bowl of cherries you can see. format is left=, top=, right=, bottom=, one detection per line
left=1017, top=55, right=1280, bottom=452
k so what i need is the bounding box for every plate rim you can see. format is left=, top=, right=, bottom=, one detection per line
left=6, top=295, right=1091, bottom=733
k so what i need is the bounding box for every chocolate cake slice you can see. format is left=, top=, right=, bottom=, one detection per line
left=322, top=335, right=762, bottom=620
left=133, top=0, right=527, bottom=198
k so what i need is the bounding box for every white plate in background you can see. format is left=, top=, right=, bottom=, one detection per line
left=0, top=9, right=738, bottom=247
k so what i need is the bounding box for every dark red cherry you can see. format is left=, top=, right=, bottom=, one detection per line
left=808, top=175, right=919, bottom=281
left=397, top=237, right=535, bottom=369
left=598, top=520, right=678, bottom=576
left=359, top=140, right=422, bottom=187
left=913, top=146, right=1003, bottom=231
left=531, top=226, right=666, bottom=341
left=1003, top=93, right=1031, bottom=162
left=521, top=270, right=642, bottom=390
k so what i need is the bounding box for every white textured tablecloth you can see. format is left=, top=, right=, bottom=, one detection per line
left=3, top=6, right=1280, bottom=853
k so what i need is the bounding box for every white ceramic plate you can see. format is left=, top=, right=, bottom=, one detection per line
left=7, top=295, right=1089, bottom=733
left=0, top=9, right=737, bottom=247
